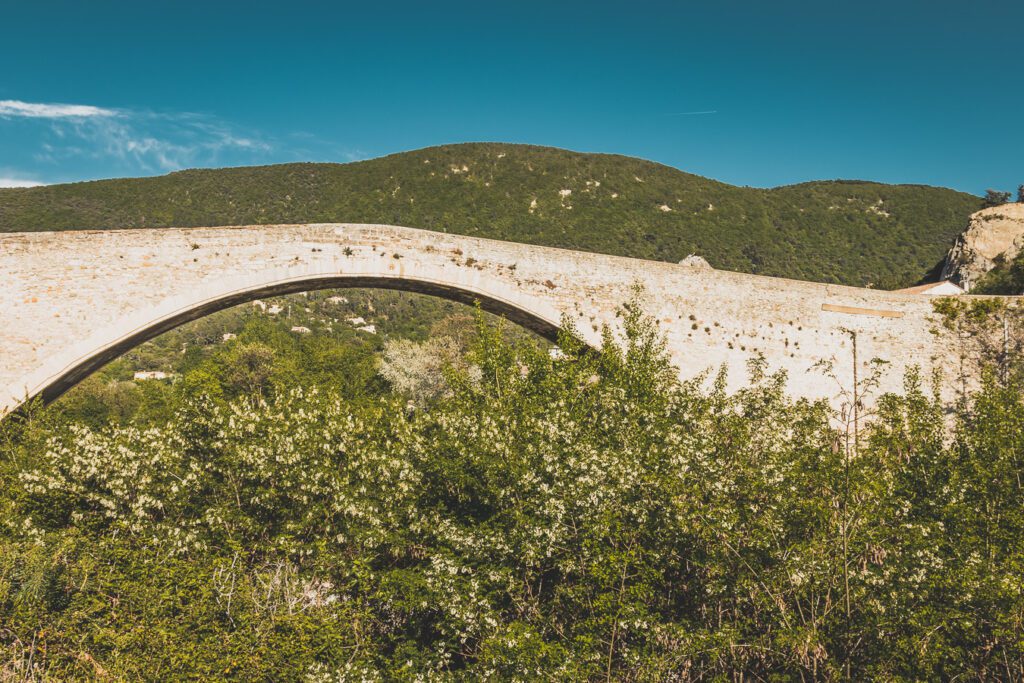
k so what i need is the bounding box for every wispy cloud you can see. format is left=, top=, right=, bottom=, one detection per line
left=665, top=110, right=718, bottom=116
left=0, top=177, right=45, bottom=188
left=3, top=99, right=274, bottom=176
left=56, top=113, right=273, bottom=172
left=0, top=99, right=117, bottom=119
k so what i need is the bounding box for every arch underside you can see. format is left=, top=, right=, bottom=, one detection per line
left=32, top=275, right=567, bottom=407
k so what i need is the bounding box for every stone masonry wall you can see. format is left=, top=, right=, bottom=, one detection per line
left=0, top=223, right=971, bottom=414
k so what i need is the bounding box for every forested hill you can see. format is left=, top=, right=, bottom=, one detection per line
left=0, top=143, right=981, bottom=288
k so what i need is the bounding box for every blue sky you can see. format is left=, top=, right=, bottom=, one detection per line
left=1, top=0, right=1021, bottom=194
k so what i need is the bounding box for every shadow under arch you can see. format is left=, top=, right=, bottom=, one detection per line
left=28, top=273, right=571, bottom=409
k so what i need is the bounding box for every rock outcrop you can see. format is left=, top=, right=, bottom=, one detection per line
left=678, top=254, right=712, bottom=270
left=942, top=203, right=1024, bottom=291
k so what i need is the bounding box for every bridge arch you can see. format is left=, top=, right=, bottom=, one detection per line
left=23, top=271, right=570, bottom=407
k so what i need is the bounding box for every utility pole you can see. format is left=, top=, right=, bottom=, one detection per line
left=845, top=329, right=857, bottom=680
left=852, top=331, right=859, bottom=458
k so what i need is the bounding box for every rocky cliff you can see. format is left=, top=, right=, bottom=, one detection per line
left=941, top=203, right=1024, bottom=291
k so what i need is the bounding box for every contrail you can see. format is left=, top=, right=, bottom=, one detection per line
left=665, top=110, right=718, bottom=116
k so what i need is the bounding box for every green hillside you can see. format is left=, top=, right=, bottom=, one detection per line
left=0, top=143, right=980, bottom=287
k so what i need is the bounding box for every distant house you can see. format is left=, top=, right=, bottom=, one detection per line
left=290, top=326, right=312, bottom=334
left=134, top=370, right=171, bottom=381
left=267, top=304, right=284, bottom=315
left=895, top=280, right=965, bottom=296
left=346, top=316, right=367, bottom=326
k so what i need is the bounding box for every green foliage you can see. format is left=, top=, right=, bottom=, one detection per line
left=0, top=143, right=981, bottom=288
left=985, top=189, right=1013, bottom=207
left=932, top=295, right=1009, bottom=328
left=974, top=250, right=1024, bottom=294
left=931, top=298, right=1024, bottom=399
left=3, top=306, right=1024, bottom=679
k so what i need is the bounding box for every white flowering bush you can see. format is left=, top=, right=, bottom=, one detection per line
left=1, top=303, right=1023, bottom=679
left=379, top=336, right=472, bottom=403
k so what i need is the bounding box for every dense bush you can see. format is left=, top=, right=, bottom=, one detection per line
left=2, top=307, right=1023, bottom=680
left=975, top=251, right=1024, bottom=294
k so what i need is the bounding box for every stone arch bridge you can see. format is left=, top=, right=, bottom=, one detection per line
left=0, top=223, right=969, bottom=414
